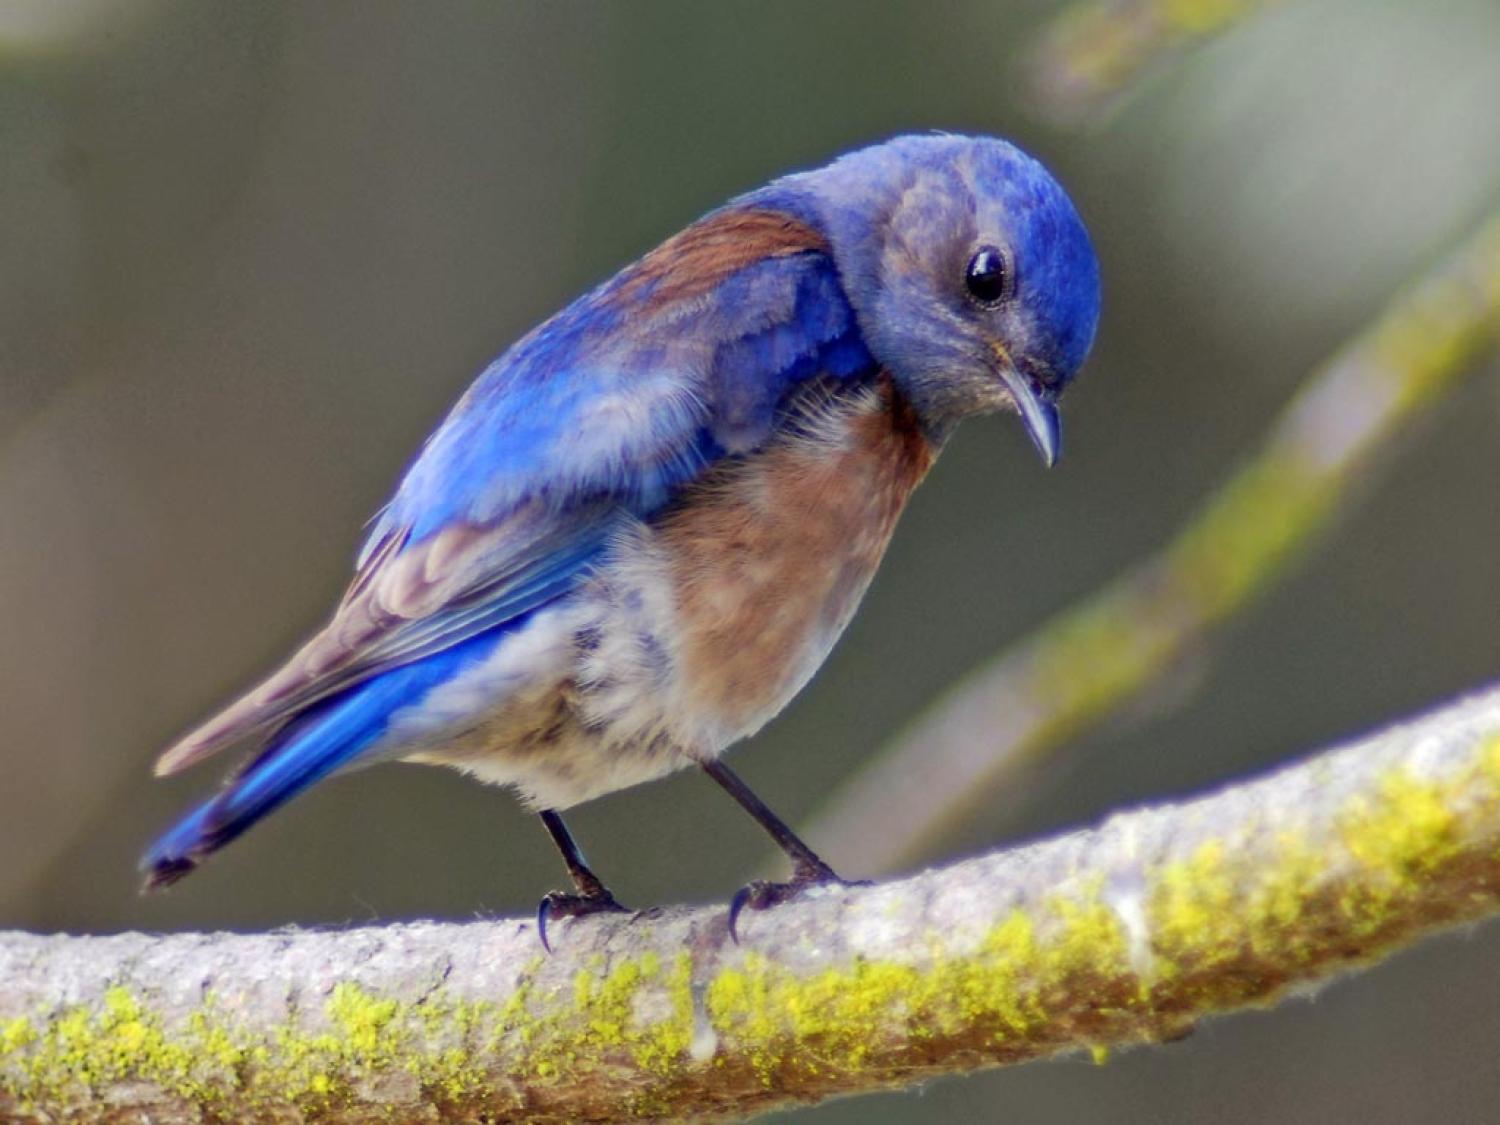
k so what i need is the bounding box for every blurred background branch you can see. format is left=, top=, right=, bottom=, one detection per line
left=1031, top=0, right=1288, bottom=121
left=8, top=683, right=1500, bottom=1122
left=807, top=211, right=1500, bottom=875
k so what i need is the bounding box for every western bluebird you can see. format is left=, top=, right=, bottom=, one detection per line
left=144, top=134, right=1101, bottom=943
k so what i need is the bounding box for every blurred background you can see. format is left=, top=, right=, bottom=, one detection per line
left=2, top=1, right=1498, bottom=1121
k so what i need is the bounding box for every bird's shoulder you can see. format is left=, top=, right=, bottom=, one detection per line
left=372, top=194, right=871, bottom=546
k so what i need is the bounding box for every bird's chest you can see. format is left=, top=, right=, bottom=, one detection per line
left=576, top=381, right=934, bottom=752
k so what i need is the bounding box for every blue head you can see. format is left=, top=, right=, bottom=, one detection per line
left=780, top=134, right=1101, bottom=461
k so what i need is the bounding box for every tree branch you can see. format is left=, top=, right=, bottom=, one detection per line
left=7, top=685, right=1500, bottom=1121
left=1030, top=0, right=1289, bottom=121
left=803, top=211, right=1500, bottom=875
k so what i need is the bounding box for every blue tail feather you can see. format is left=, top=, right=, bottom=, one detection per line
left=141, top=625, right=509, bottom=889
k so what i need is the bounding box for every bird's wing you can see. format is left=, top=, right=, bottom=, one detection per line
left=155, top=202, right=874, bottom=775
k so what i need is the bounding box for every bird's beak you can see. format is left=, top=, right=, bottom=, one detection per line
left=992, top=343, right=1061, bottom=468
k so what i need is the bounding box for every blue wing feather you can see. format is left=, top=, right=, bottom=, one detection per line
left=143, top=626, right=511, bottom=884
left=154, top=203, right=873, bottom=779
left=144, top=202, right=876, bottom=879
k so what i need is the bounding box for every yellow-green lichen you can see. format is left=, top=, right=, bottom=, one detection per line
left=631, top=952, right=695, bottom=1074
left=497, top=947, right=705, bottom=1113
left=19, top=937, right=1121, bottom=1115
left=1334, top=767, right=1465, bottom=938
left=1246, top=832, right=1327, bottom=964
left=1, top=1017, right=36, bottom=1055
left=10, top=717, right=1500, bottom=1117
left=1046, top=886, right=1133, bottom=982
left=2, top=986, right=224, bottom=1109
left=1483, top=735, right=1500, bottom=782
left=412, top=995, right=493, bottom=1100
left=702, top=890, right=1139, bottom=1085
left=1144, top=744, right=1500, bottom=1002
left=989, top=910, right=1049, bottom=1027
left=0, top=980, right=513, bottom=1116
left=327, top=981, right=401, bottom=1061
left=1153, top=840, right=1236, bottom=971
left=1342, top=770, right=1459, bottom=879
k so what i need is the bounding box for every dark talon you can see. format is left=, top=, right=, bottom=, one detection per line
left=697, top=757, right=872, bottom=943
left=726, top=868, right=869, bottom=944
left=536, top=888, right=630, bottom=954
left=726, top=883, right=756, bottom=944
left=533, top=808, right=631, bottom=952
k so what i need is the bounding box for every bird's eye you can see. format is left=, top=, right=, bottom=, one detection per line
left=964, top=246, right=1012, bottom=307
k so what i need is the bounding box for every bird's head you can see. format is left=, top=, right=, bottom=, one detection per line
left=796, top=134, right=1101, bottom=463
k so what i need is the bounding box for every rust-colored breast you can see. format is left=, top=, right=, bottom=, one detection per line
left=659, top=379, right=934, bottom=736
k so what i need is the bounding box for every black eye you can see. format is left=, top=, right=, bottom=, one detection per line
left=964, top=246, right=1011, bottom=306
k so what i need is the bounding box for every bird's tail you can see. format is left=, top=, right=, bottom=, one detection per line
left=139, top=635, right=492, bottom=890
left=140, top=687, right=389, bottom=890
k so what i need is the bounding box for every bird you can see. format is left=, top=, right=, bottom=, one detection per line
left=143, top=133, right=1101, bottom=945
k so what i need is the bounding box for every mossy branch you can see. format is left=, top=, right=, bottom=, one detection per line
left=804, top=211, right=1500, bottom=876
left=8, top=686, right=1500, bottom=1121
left=1031, top=0, right=1289, bottom=121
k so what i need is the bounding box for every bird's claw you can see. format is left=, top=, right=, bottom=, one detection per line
left=727, top=864, right=870, bottom=944
left=536, top=888, right=630, bottom=953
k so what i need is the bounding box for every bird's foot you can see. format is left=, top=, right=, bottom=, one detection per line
left=536, top=888, right=630, bottom=953
left=727, top=859, right=869, bottom=944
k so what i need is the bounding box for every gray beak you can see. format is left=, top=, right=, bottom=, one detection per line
left=996, top=362, right=1062, bottom=468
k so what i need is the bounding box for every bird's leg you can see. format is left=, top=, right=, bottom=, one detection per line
left=535, top=809, right=629, bottom=952
left=700, top=758, right=866, bottom=942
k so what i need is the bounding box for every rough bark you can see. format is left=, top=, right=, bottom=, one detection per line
left=7, top=685, right=1500, bottom=1121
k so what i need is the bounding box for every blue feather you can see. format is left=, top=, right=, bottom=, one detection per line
left=146, top=206, right=877, bottom=876
left=146, top=134, right=1104, bottom=890
left=143, top=623, right=516, bottom=886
